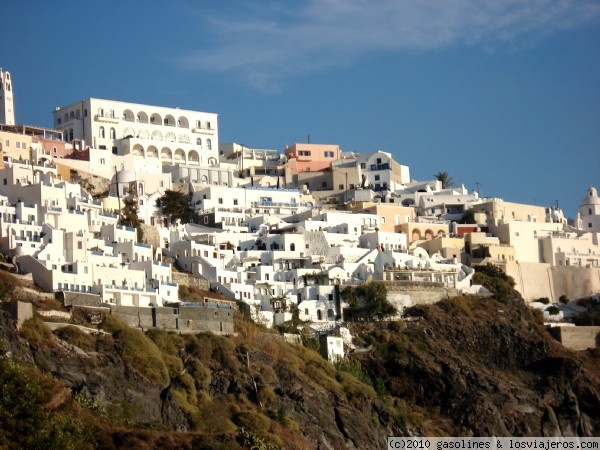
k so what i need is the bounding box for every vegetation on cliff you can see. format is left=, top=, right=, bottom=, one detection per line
left=0, top=269, right=599, bottom=448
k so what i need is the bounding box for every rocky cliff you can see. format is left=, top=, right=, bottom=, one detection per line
left=0, top=283, right=599, bottom=449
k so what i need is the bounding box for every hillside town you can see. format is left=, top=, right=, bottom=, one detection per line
left=1, top=67, right=599, bottom=354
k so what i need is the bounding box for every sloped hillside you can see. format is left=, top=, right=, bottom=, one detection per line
left=0, top=269, right=599, bottom=449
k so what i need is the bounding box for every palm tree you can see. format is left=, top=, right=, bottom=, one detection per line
left=433, top=171, right=455, bottom=189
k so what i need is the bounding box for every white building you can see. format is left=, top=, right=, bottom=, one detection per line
left=52, top=98, right=219, bottom=166
left=0, top=69, right=15, bottom=126
left=576, top=186, right=600, bottom=233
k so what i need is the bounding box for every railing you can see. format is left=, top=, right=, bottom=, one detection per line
left=369, top=163, right=390, bottom=171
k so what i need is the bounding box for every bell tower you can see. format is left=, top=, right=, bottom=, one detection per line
left=0, top=68, right=15, bottom=125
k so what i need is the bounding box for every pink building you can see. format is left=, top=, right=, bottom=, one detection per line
left=284, top=143, right=340, bottom=174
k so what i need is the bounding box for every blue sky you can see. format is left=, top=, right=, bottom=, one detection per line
left=1, top=0, right=599, bottom=218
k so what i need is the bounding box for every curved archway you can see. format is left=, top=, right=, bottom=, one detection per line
left=132, top=144, right=144, bottom=157
left=160, top=147, right=172, bottom=161
left=123, top=109, right=135, bottom=122
left=425, top=229, right=434, bottom=240
left=164, top=132, right=176, bottom=143
left=188, top=150, right=199, bottom=164
left=136, top=111, right=149, bottom=123
left=207, top=157, right=217, bottom=165
left=146, top=146, right=158, bottom=158
left=177, top=116, right=189, bottom=128
left=123, top=127, right=135, bottom=139
left=174, top=148, right=185, bottom=163
left=437, top=230, right=446, bottom=237
left=151, top=130, right=163, bottom=141
left=200, top=175, right=208, bottom=184
left=163, top=114, right=176, bottom=126
left=138, top=129, right=149, bottom=140
left=412, top=229, right=422, bottom=242
left=150, top=113, right=162, bottom=125
left=327, top=308, right=335, bottom=320
left=178, top=134, right=190, bottom=144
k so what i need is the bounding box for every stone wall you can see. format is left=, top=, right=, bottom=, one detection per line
left=385, top=281, right=458, bottom=309
left=509, top=263, right=600, bottom=302
left=139, top=223, right=161, bottom=250
left=172, top=272, right=210, bottom=291
left=62, top=292, right=103, bottom=308
left=0, top=301, right=33, bottom=330
left=110, top=300, right=235, bottom=334
left=548, top=326, right=600, bottom=351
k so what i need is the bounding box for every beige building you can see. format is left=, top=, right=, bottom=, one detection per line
left=354, top=202, right=416, bottom=233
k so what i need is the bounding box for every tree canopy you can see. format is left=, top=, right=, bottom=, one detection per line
left=158, top=190, right=194, bottom=225
left=341, top=281, right=397, bottom=321
left=433, top=171, right=455, bottom=189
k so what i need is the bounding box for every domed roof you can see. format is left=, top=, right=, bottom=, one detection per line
left=115, top=169, right=136, bottom=184
left=580, top=186, right=600, bottom=207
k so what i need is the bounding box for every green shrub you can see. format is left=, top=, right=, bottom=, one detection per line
left=439, top=296, right=473, bottom=318
left=20, top=316, right=52, bottom=344
left=0, top=270, right=22, bottom=300
left=113, top=327, right=169, bottom=387
left=146, top=328, right=184, bottom=355
left=53, top=326, right=96, bottom=352
left=0, top=352, right=93, bottom=449
left=188, top=360, right=212, bottom=389
left=233, top=411, right=271, bottom=432
left=257, top=385, right=276, bottom=406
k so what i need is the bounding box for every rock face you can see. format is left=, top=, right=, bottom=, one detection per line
left=356, top=297, right=600, bottom=437
left=2, top=293, right=600, bottom=448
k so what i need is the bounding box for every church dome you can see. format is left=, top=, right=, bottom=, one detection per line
left=580, top=186, right=600, bottom=207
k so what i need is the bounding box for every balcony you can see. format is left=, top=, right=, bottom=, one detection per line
left=191, top=126, right=215, bottom=135
left=369, top=163, right=390, bottom=171
left=94, top=114, right=119, bottom=124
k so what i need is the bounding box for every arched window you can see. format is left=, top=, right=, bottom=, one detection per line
left=138, top=183, right=144, bottom=195
left=99, top=127, right=105, bottom=139
left=109, top=128, right=116, bottom=139
left=69, top=129, right=73, bottom=142
left=290, top=243, right=296, bottom=251
left=196, top=138, right=202, bottom=146
left=206, top=139, right=212, bottom=150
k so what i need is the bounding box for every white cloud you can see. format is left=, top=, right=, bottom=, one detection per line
left=179, top=0, right=600, bottom=91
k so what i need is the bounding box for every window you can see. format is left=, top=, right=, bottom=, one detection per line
left=16, top=142, right=20, bottom=149
left=375, top=175, right=380, bottom=181
left=324, top=151, right=334, bottom=157
left=218, top=198, right=223, bottom=204
left=53, top=147, right=57, bottom=153
left=206, top=121, right=211, bottom=129
left=4, top=140, right=9, bottom=147
left=99, top=126, right=105, bottom=138
left=298, top=150, right=311, bottom=156
left=233, top=199, right=238, bottom=205
left=322, top=181, right=327, bottom=188
left=360, top=163, right=366, bottom=169
left=196, top=138, right=202, bottom=146
left=206, top=139, right=212, bottom=150
left=110, top=128, right=116, bottom=139
left=98, top=108, right=104, bottom=117
left=203, top=216, right=208, bottom=224
left=339, top=184, right=344, bottom=190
